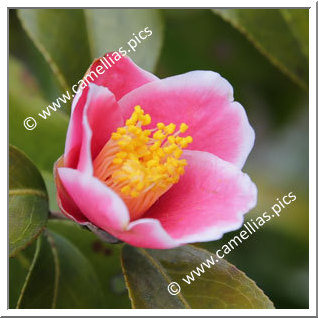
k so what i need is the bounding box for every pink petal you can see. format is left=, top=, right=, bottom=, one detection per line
left=114, top=218, right=177, bottom=249
left=58, top=167, right=130, bottom=231
left=76, top=84, right=124, bottom=175
left=145, top=150, right=257, bottom=244
left=87, top=53, right=158, bottom=100
left=64, top=88, right=88, bottom=168
left=119, top=71, right=255, bottom=168
left=76, top=104, right=93, bottom=175
left=54, top=156, right=89, bottom=224
left=65, top=83, right=124, bottom=173
left=85, top=84, right=124, bottom=159
left=58, top=166, right=178, bottom=248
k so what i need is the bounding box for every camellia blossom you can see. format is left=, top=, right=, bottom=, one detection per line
left=54, top=53, right=257, bottom=249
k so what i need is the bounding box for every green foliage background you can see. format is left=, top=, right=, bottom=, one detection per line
left=9, top=8, right=309, bottom=309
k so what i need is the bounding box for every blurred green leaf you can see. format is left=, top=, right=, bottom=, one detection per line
left=9, top=145, right=49, bottom=257
left=41, top=171, right=59, bottom=212
left=84, top=9, right=163, bottom=71
left=9, top=57, right=68, bottom=173
left=281, top=9, right=309, bottom=58
left=121, top=245, right=274, bottom=309
left=9, top=234, right=36, bottom=308
left=246, top=111, right=309, bottom=244
left=212, top=9, right=308, bottom=89
left=202, top=228, right=308, bottom=308
left=16, top=230, right=104, bottom=309
left=17, top=9, right=91, bottom=94
left=158, top=9, right=306, bottom=129
left=9, top=9, right=63, bottom=104
left=48, top=220, right=130, bottom=308
left=17, top=8, right=163, bottom=95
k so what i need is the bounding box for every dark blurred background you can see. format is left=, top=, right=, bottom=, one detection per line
left=9, top=8, right=309, bottom=309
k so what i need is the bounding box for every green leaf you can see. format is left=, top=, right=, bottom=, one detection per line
left=11, top=8, right=163, bottom=172
left=121, top=245, right=275, bottom=309
left=84, top=9, right=163, bottom=71
left=15, top=230, right=104, bottom=309
left=281, top=9, right=309, bottom=58
left=9, top=57, right=68, bottom=173
left=9, top=241, right=36, bottom=308
left=48, top=220, right=130, bottom=308
left=9, top=145, right=49, bottom=257
left=202, top=228, right=308, bottom=309
left=9, top=9, right=63, bottom=104
left=17, top=8, right=163, bottom=95
left=212, top=9, right=308, bottom=89
left=158, top=9, right=306, bottom=129
left=17, top=9, right=92, bottom=93
left=41, top=170, right=59, bottom=212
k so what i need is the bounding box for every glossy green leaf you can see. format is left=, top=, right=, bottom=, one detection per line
left=9, top=57, right=68, bottom=173
left=17, top=9, right=92, bottom=93
left=9, top=9, right=63, bottom=104
left=9, top=145, right=49, bottom=257
left=9, top=239, right=36, bottom=308
left=281, top=9, right=309, bottom=58
left=17, top=9, right=163, bottom=95
left=212, top=9, right=308, bottom=89
left=15, top=230, right=104, bottom=309
left=48, top=220, right=130, bottom=308
left=202, top=228, right=308, bottom=309
left=121, top=245, right=275, bottom=309
left=84, top=9, right=163, bottom=71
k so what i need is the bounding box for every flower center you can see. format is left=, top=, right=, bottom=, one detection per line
left=93, top=105, right=193, bottom=220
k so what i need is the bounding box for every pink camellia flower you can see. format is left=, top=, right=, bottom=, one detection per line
left=54, top=53, right=257, bottom=249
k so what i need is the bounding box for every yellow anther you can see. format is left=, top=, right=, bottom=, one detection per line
left=150, top=141, right=161, bottom=151
left=118, top=140, right=127, bottom=147
left=128, top=126, right=138, bottom=134
left=180, top=159, right=187, bottom=166
left=134, top=105, right=142, bottom=113
left=143, top=130, right=151, bottom=137
left=174, top=148, right=183, bottom=159
left=147, top=160, right=157, bottom=168
left=141, top=114, right=151, bottom=126
left=185, top=136, right=193, bottom=144
left=125, top=119, right=133, bottom=126
left=116, top=152, right=127, bottom=159
left=156, top=148, right=165, bottom=158
left=175, top=136, right=182, bottom=144
left=117, top=127, right=126, bottom=134
left=153, top=130, right=165, bottom=140
left=94, top=105, right=193, bottom=205
left=164, top=145, right=176, bottom=154
left=111, top=133, right=122, bottom=140
left=177, top=166, right=185, bottom=174
left=180, top=123, right=189, bottom=133
left=168, top=136, right=176, bottom=144
left=113, top=158, right=123, bottom=165
left=179, top=136, right=193, bottom=148
left=139, top=135, right=149, bottom=143
left=164, top=123, right=176, bottom=135
left=157, top=122, right=165, bottom=130
left=136, top=182, right=144, bottom=191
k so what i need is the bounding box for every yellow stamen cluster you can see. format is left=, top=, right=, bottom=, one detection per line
left=93, top=105, right=193, bottom=220
left=110, top=106, right=192, bottom=198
